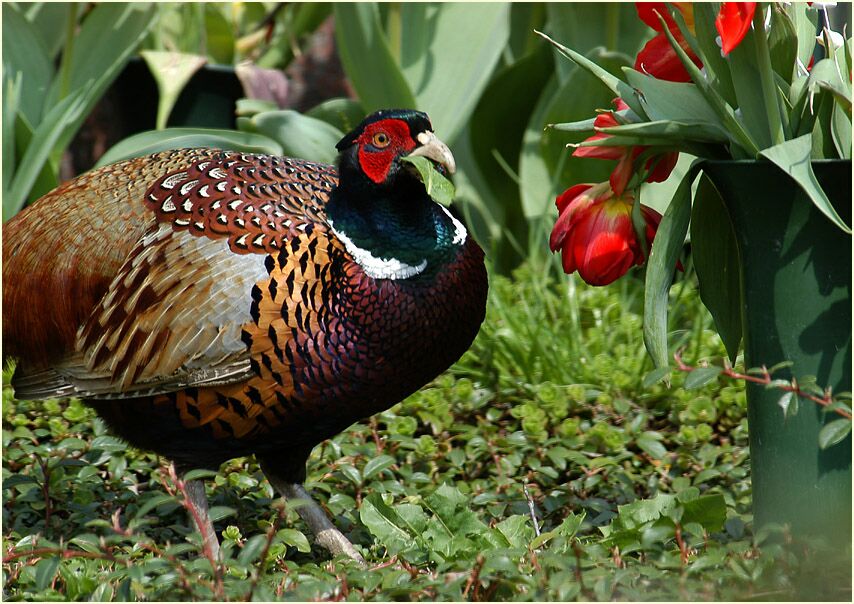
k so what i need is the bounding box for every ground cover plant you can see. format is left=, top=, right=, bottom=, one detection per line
left=3, top=258, right=849, bottom=601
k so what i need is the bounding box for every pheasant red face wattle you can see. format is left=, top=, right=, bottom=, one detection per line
left=355, top=118, right=416, bottom=184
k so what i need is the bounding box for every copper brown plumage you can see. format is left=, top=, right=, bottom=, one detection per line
left=2, top=109, right=487, bottom=562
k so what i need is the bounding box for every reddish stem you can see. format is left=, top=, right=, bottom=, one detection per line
left=673, top=350, right=852, bottom=420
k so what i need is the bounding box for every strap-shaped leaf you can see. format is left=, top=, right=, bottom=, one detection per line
left=691, top=174, right=743, bottom=363
left=643, top=161, right=702, bottom=368
left=94, top=128, right=283, bottom=168
left=46, top=3, right=157, bottom=153
left=399, top=3, right=509, bottom=145
left=3, top=89, right=85, bottom=220
left=759, top=134, right=852, bottom=233
left=248, top=110, right=343, bottom=164
left=2, top=3, right=53, bottom=126
left=534, top=30, right=648, bottom=121
left=333, top=3, right=416, bottom=112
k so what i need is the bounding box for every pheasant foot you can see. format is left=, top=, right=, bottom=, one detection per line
left=263, top=472, right=366, bottom=565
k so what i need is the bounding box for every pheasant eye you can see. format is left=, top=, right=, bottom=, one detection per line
left=372, top=132, right=390, bottom=148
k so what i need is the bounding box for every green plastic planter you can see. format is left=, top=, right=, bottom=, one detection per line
left=701, top=160, right=851, bottom=552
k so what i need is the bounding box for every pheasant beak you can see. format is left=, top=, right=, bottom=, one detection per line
left=407, top=131, right=456, bottom=175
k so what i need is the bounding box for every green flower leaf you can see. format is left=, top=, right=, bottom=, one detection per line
left=400, top=155, right=456, bottom=207
left=691, top=174, right=743, bottom=363
left=643, top=161, right=702, bottom=368
left=759, top=134, right=852, bottom=233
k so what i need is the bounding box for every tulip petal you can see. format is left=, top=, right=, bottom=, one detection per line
left=716, top=2, right=757, bottom=55
left=555, top=183, right=593, bottom=211
left=644, top=151, right=679, bottom=183
left=609, top=150, right=637, bottom=197
left=593, top=110, right=620, bottom=129
left=573, top=140, right=625, bottom=161
left=635, top=33, right=701, bottom=83
left=636, top=2, right=674, bottom=32
left=571, top=199, right=637, bottom=286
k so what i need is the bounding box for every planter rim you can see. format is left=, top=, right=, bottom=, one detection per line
left=701, top=158, right=850, bottom=167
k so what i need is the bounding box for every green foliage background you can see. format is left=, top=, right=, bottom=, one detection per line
left=2, top=2, right=851, bottom=601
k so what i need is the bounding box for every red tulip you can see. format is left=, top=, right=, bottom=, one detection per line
left=573, top=98, right=679, bottom=196
left=549, top=182, right=663, bottom=286
left=634, top=2, right=703, bottom=82
left=715, top=2, right=757, bottom=55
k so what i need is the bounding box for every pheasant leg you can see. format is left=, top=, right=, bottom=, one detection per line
left=183, top=478, right=221, bottom=562
left=261, top=467, right=365, bottom=565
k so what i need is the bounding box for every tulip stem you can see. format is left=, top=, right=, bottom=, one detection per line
left=753, top=5, right=786, bottom=146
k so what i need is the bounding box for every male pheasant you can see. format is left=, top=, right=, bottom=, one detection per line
left=3, top=109, right=488, bottom=562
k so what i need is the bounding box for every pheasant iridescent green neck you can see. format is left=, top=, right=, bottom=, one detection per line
left=326, top=188, right=466, bottom=281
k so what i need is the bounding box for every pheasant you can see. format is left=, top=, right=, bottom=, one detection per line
left=2, top=108, right=488, bottom=562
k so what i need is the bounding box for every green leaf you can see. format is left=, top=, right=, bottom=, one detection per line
left=790, top=3, right=819, bottom=71
left=495, top=515, right=534, bottom=548
left=623, top=70, right=721, bottom=127
left=45, top=3, right=157, bottom=153
left=333, top=3, right=416, bottom=112
left=4, top=89, right=86, bottom=220
left=277, top=528, right=311, bottom=554
left=236, top=98, right=279, bottom=118
left=618, top=493, right=676, bottom=529
left=203, top=4, right=235, bottom=65
left=23, top=2, right=71, bottom=59
left=181, top=469, right=218, bottom=482
left=831, top=100, right=852, bottom=160
left=597, top=120, right=730, bottom=144
left=95, top=128, right=283, bottom=168
left=359, top=493, right=417, bottom=555
left=549, top=115, right=599, bottom=133
left=818, top=418, right=852, bottom=449
left=90, top=435, right=127, bottom=453
left=133, top=494, right=177, bottom=519
left=655, top=11, right=760, bottom=157
left=2, top=3, right=53, bottom=126
left=249, top=110, right=342, bottom=164
left=399, top=156, right=456, bottom=207
left=140, top=51, right=207, bottom=130
left=691, top=174, right=743, bottom=362
left=521, top=49, right=632, bottom=220
left=306, top=98, right=366, bottom=134
left=238, top=534, right=268, bottom=565
left=777, top=391, right=797, bottom=418
left=643, top=162, right=702, bottom=368
left=681, top=494, right=727, bottom=532
left=768, top=5, right=799, bottom=86
left=545, top=3, right=647, bottom=80
left=362, top=454, right=396, bottom=480
left=468, top=40, right=553, bottom=234
left=643, top=366, right=672, bottom=388
left=208, top=506, right=236, bottom=522
left=636, top=432, right=668, bottom=460
left=684, top=366, right=723, bottom=390
left=398, top=3, right=509, bottom=145
left=725, top=20, right=774, bottom=149
left=34, top=556, right=60, bottom=591
left=691, top=3, right=737, bottom=106
left=535, top=30, right=644, bottom=120
left=759, top=135, right=852, bottom=233
left=3, top=74, right=21, bottom=187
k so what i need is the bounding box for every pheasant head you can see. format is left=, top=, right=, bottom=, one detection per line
left=327, top=109, right=465, bottom=280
